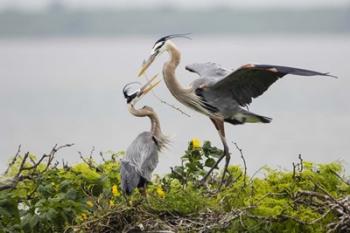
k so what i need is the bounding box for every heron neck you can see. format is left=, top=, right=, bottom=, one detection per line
left=149, top=112, right=161, bottom=138
left=163, top=42, right=187, bottom=96
left=168, top=41, right=181, bottom=67
left=128, top=105, right=162, bottom=138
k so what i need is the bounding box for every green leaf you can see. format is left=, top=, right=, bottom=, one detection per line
left=29, top=215, right=39, bottom=229
left=204, top=158, right=216, bottom=168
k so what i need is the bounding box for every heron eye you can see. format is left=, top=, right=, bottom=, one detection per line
left=152, top=41, right=164, bottom=52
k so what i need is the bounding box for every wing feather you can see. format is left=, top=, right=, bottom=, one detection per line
left=211, top=64, right=335, bottom=106
left=185, top=62, right=230, bottom=78
left=122, top=132, right=158, bottom=181
left=186, top=62, right=230, bottom=90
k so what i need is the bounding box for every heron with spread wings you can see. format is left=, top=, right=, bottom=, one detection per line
left=121, top=76, right=169, bottom=196
left=137, top=34, right=335, bottom=185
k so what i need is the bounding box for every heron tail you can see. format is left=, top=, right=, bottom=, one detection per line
left=255, top=114, right=272, bottom=123
left=225, top=112, right=272, bottom=125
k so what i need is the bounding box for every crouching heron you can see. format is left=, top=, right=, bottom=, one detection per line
left=138, top=34, right=335, bottom=186
left=121, top=75, right=169, bottom=196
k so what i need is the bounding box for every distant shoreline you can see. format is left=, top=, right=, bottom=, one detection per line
left=0, top=7, right=349, bottom=37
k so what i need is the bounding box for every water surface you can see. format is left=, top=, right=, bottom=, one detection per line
left=0, top=36, right=349, bottom=175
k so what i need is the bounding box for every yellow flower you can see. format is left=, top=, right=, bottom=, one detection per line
left=86, top=200, right=94, bottom=208
left=191, top=138, right=201, bottom=149
left=109, top=199, right=115, bottom=207
left=112, top=184, right=121, bottom=197
left=156, top=186, right=165, bottom=198
left=80, top=213, right=88, bottom=220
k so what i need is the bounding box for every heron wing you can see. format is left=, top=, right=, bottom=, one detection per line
left=139, top=137, right=159, bottom=181
left=209, top=64, right=335, bottom=106
left=186, top=62, right=231, bottom=90
left=120, top=160, right=141, bottom=195
left=123, top=132, right=158, bottom=182
left=185, top=62, right=230, bottom=78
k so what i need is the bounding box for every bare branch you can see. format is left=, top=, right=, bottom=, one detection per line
left=89, top=146, right=95, bottom=159
left=157, top=98, right=191, bottom=117
left=62, top=159, right=70, bottom=170
left=329, top=168, right=350, bottom=186
left=99, top=152, right=106, bottom=163
left=292, top=154, right=304, bottom=180
left=233, top=142, right=247, bottom=186
left=4, top=144, right=21, bottom=176
left=249, top=166, right=264, bottom=185
left=144, top=73, right=191, bottom=117
left=0, top=143, right=74, bottom=191
left=292, top=162, right=297, bottom=179
left=80, top=155, right=96, bottom=169
left=298, top=154, right=304, bottom=172
left=297, top=189, right=350, bottom=232
left=16, top=152, right=30, bottom=178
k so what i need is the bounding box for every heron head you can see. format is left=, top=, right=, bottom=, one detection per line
left=138, top=33, right=191, bottom=77
left=123, top=74, right=160, bottom=105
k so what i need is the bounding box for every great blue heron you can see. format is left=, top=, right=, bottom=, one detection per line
left=121, top=76, right=169, bottom=196
left=138, top=34, right=335, bottom=185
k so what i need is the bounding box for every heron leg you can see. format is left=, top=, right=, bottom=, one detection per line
left=123, top=193, right=131, bottom=206
left=200, top=118, right=230, bottom=186
left=219, top=132, right=231, bottom=189
left=138, top=183, right=148, bottom=198
left=140, top=183, right=152, bottom=205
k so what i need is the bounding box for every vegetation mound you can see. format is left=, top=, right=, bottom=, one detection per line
left=0, top=142, right=349, bottom=233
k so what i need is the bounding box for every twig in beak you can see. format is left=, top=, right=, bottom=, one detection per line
left=143, top=72, right=191, bottom=118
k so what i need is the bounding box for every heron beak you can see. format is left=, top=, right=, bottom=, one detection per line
left=138, top=53, right=157, bottom=77
left=139, top=74, right=161, bottom=97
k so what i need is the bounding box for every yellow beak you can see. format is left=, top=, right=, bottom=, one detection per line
left=138, top=53, right=157, bottom=77
left=139, top=74, right=161, bottom=96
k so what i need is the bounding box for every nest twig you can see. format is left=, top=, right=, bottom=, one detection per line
left=67, top=205, right=258, bottom=233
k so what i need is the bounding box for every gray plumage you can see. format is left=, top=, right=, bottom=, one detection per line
left=121, top=132, right=159, bottom=195
left=186, top=63, right=335, bottom=125
left=121, top=80, right=168, bottom=195
left=138, top=35, right=336, bottom=185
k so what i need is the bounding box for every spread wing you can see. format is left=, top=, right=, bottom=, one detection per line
left=185, top=62, right=231, bottom=89
left=210, top=64, right=336, bottom=106
left=185, top=62, right=230, bottom=78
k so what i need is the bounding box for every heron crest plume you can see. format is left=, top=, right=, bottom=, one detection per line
left=122, top=82, right=141, bottom=98
left=154, top=33, right=192, bottom=45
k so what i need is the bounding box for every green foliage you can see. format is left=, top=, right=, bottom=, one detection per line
left=148, top=180, right=214, bottom=215
left=0, top=150, right=125, bottom=233
left=0, top=142, right=349, bottom=233
left=169, top=141, right=223, bottom=184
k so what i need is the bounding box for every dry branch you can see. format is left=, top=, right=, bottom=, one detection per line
left=0, top=143, right=74, bottom=191
left=296, top=190, right=350, bottom=232
left=4, top=145, right=21, bottom=176
left=233, top=142, right=247, bottom=186
left=144, top=73, right=191, bottom=117
left=68, top=206, right=258, bottom=233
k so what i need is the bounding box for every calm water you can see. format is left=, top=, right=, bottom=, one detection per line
left=0, top=36, right=349, bottom=175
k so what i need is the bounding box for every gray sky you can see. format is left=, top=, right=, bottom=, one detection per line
left=1, top=0, right=350, bottom=10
